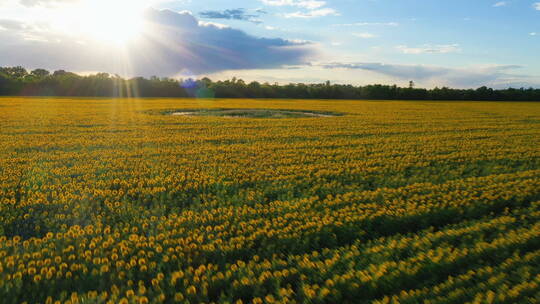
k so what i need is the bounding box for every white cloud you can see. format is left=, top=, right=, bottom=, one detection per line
left=535, top=2, right=540, bottom=10
left=197, top=20, right=229, bottom=29
left=261, top=0, right=326, bottom=9
left=0, top=19, right=29, bottom=30
left=18, top=0, right=80, bottom=7
left=284, top=7, right=338, bottom=18
left=333, top=22, right=398, bottom=27
left=530, top=32, right=537, bottom=36
left=396, top=44, right=461, bottom=54
left=262, top=0, right=338, bottom=18
left=353, top=32, right=376, bottom=39
left=493, top=1, right=507, bottom=7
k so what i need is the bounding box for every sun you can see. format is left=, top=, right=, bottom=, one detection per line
left=53, top=0, right=148, bottom=46
left=79, top=1, right=144, bottom=45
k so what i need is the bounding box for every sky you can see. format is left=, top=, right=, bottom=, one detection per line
left=0, top=0, right=539, bottom=88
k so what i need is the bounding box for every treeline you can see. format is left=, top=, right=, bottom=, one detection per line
left=1, top=66, right=540, bottom=101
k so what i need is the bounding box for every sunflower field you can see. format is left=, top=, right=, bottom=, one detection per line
left=0, top=97, right=539, bottom=304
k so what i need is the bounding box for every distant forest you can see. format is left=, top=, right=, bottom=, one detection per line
left=1, top=66, right=540, bottom=101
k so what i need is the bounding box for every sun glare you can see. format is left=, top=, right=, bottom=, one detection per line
left=52, top=0, right=148, bottom=46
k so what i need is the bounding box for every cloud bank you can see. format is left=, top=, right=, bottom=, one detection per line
left=321, top=62, right=537, bottom=88
left=0, top=8, right=313, bottom=76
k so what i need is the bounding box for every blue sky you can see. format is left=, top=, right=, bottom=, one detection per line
left=0, top=0, right=539, bottom=88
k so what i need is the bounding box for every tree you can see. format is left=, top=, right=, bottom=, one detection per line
left=0, top=66, right=539, bottom=100
left=53, top=70, right=68, bottom=77
left=1, top=66, right=28, bottom=79
left=0, top=72, right=12, bottom=95
left=31, top=69, right=50, bottom=78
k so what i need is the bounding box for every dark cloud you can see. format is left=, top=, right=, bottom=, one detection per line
left=321, top=62, right=537, bottom=88
left=200, top=8, right=262, bottom=24
left=138, top=9, right=311, bottom=74
left=0, top=9, right=313, bottom=76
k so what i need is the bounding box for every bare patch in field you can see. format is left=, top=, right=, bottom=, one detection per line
left=162, top=109, right=342, bottom=118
